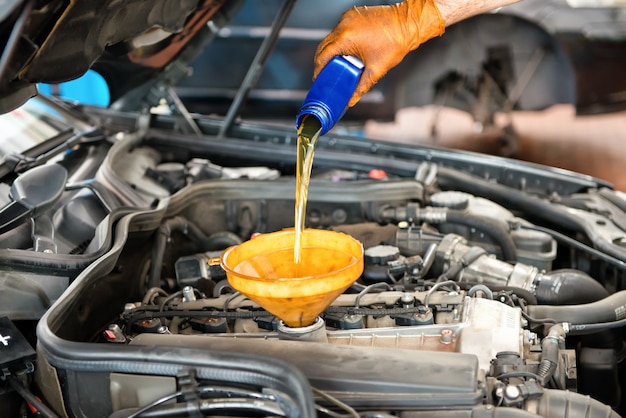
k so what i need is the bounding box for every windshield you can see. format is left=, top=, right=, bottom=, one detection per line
left=0, top=96, right=72, bottom=158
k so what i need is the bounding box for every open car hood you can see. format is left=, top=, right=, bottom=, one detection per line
left=0, top=0, right=241, bottom=114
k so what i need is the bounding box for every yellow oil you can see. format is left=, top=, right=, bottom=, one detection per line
left=294, top=115, right=322, bottom=265
left=233, top=247, right=357, bottom=280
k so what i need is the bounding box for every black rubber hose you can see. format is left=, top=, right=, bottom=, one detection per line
left=537, top=325, right=564, bottom=386
left=149, top=219, right=181, bottom=289
left=8, top=377, right=60, bottom=418
left=204, top=231, right=242, bottom=251
left=568, top=318, right=626, bottom=335
left=437, top=166, right=583, bottom=231
left=446, top=210, right=518, bottom=262
left=438, top=167, right=626, bottom=262
left=537, top=389, right=620, bottom=418
left=527, top=290, right=626, bottom=324
left=148, top=216, right=213, bottom=289
left=534, top=269, right=609, bottom=305
left=38, top=342, right=316, bottom=418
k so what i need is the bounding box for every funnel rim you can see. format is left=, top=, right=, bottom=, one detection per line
left=220, top=229, right=363, bottom=284
left=221, top=246, right=363, bottom=284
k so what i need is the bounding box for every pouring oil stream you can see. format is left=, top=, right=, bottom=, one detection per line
left=294, top=115, right=322, bottom=265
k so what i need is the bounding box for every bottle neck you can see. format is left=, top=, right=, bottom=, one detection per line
left=296, top=104, right=332, bottom=135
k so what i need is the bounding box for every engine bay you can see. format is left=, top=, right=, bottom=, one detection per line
left=0, top=0, right=624, bottom=416
left=29, top=108, right=626, bottom=417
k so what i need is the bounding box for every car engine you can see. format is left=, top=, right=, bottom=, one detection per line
left=28, top=106, right=626, bottom=418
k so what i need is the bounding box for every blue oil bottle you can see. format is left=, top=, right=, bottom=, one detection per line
left=295, top=56, right=364, bottom=135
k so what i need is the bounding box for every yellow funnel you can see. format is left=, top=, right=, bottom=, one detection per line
left=221, top=229, right=363, bottom=328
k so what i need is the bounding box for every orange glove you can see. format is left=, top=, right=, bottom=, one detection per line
left=314, top=0, right=445, bottom=107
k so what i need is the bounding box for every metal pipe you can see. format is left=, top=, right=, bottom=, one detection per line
left=217, top=0, right=297, bottom=137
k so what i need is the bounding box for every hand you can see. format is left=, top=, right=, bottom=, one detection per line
left=314, top=0, right=444, bottom=107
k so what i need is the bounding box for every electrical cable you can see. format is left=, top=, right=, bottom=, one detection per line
left=520, top=310, right=557, bottom=325
left=196, top=385, right=273, bottom=400
left=114, top=385, right=291, bottom=418
left=480, top=286, right=537, bottom=306
left=223, top=291, right=243, bottom=311
left=568, top=317, right=626, bottom=335
left=515, top=223, right=626, bottom=272
left=122, top=306, right=162, bottom=315
left=325, top=306, right=431, bottom=316
left=550, top=374, right=564, bottom=390
left=316, top=405, right=352, bottom=418
left=142, top=287, right=168, bottom=305
left=128, top=301, right=461, bottom=329
left=8, top=377, right=60, bottom=418
left=125, top=310, right=273, bottom=331
left=123, top=391, right=183, bottom=418
left=159, top=290, right=183, bottom=312
left=497, top=291, right=516, bottom=307
left=386, top=272, right=398, bottom=284
left=312, top=387, right=360, bottom=418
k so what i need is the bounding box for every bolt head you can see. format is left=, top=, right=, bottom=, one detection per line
left=504, top=385, right=521, bottom=400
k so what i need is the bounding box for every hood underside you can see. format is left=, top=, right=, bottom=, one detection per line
left=0, top=0, right=233, bottom=114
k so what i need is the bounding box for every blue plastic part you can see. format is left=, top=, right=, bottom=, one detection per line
left=296, top=56, right=364, bottom=135
left=37, top=70, right=110, bottom=107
